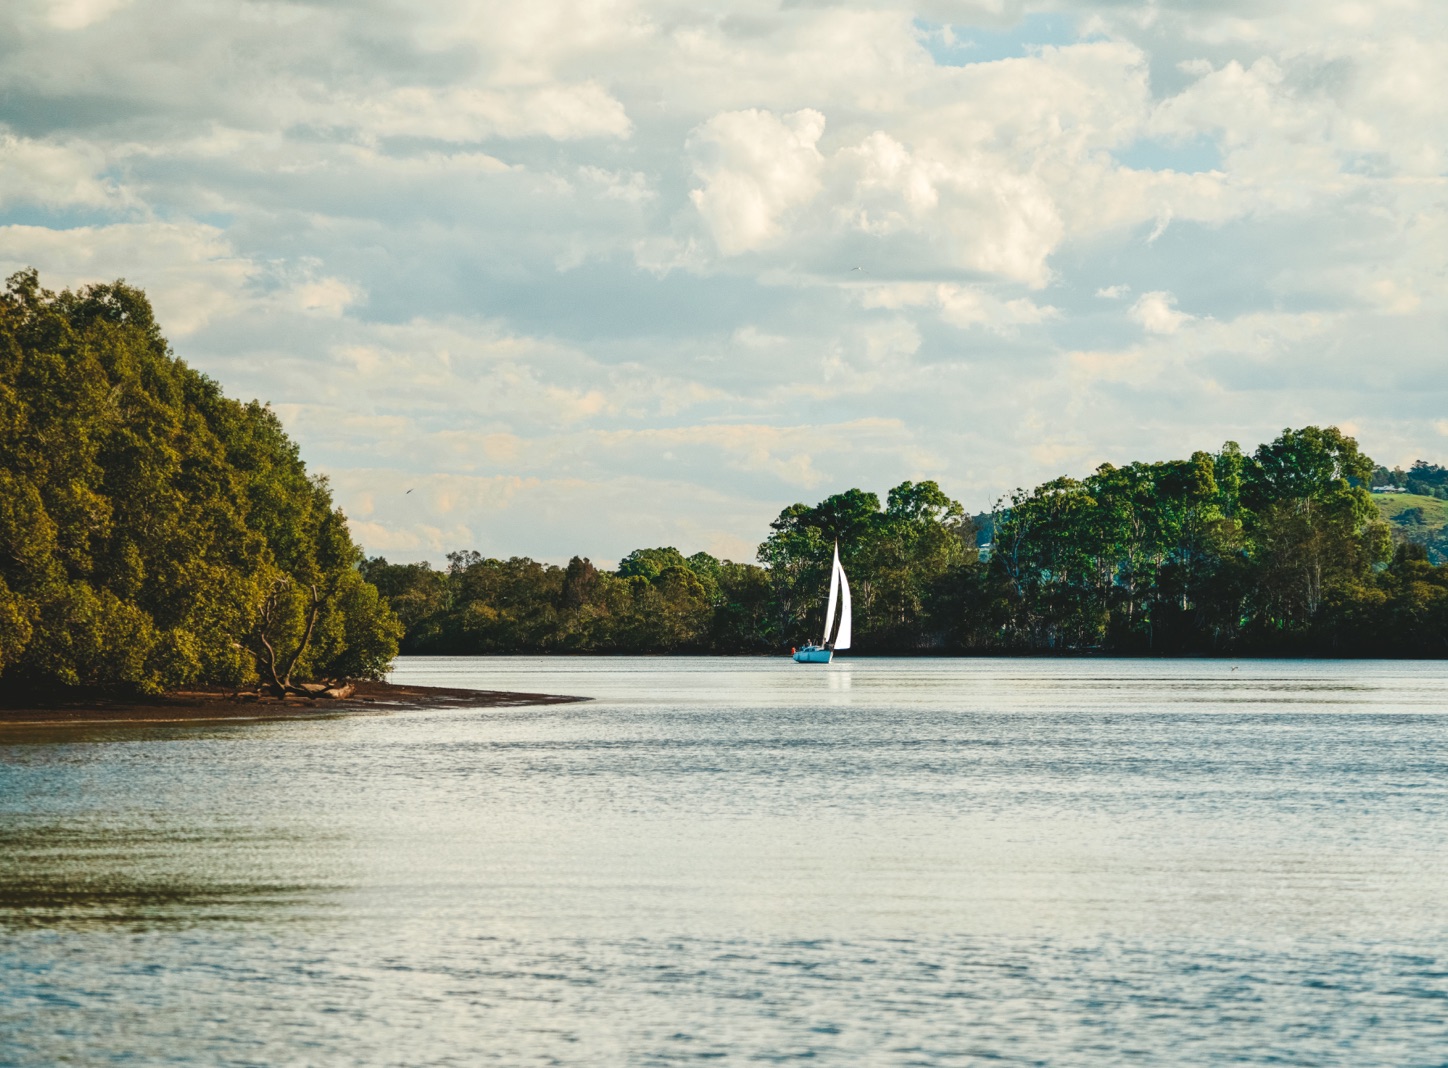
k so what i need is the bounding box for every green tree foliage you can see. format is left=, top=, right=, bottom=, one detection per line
left=1372, top=464, right=1407, bottom=489
left=0, top=270, right=400, bottom=696
left=361, top=431, right=1448, bottom=659
left=363, top=547, right=776, bottom=653
left=377, top=481, right=975, bottom=655
left=616, top=546, right=690, bottom=582
left=971, top=428, right=1397, bottom=653
left=1405, top=461, right=1448, bottom=499
left=758, top=481, right=976, bottom=649
left=1239, top=427, right=1386, bottom=638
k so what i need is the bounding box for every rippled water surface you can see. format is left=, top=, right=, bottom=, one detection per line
left=4, top=657, right=1448, bottom=1065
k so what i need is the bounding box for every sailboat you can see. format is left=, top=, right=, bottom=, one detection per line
left=793, top=542, right=851, bottom=663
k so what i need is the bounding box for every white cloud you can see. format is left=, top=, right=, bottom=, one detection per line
left=2, top=0, right=1447, bottom=561
left=861, top=281, right=1057, bottom=332
left=356, top=83, right=632, bottom=143
left=594, top=419, right=905, bottom=489
left=1130, top=291, right=1193, bottom=335
left=0, top=133, right=127, bottom=210
left=0, top=222, right=252, bottom=335
left=0, top=222, right=361, bottom=335
left=688, top=108, right=827, bottom=254
left=44, top=0, right=131, bottom=31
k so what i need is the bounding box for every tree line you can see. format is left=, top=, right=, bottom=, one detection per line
left=361, top=479, right=976, bottom=655
left=1373, top=461, right=1448, bottom=499
left=367, top=429, right=1448, bottom=657
left=971, top=429, right=1445, bottom=654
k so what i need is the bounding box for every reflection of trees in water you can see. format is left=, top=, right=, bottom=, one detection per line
left=0, top=826, right=344, bottom=929
left=0, top=880, right=328, bottom=928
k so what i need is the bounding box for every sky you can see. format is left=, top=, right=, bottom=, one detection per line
left=2, top=0, right=1446, bottom=566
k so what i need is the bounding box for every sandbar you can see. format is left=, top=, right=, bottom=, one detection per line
left=0, top=680, right=587, bottom=728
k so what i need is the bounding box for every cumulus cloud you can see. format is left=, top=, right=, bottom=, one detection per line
left=688, top=108, right=827, bottom=254
left=0, top=221, right=363, bottom=336
left=0, top=222, right=252, bottom=335
left=2, top=0, right=1446, bottom=560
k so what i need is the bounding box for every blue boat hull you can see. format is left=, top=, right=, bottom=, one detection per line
left=793, top=647, right=832, bottom=663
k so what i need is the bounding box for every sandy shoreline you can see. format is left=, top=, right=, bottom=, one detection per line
left=0, top=680, right=588, bottom=728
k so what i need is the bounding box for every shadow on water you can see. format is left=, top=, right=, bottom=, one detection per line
left=0, top=825, right=346, bottom=929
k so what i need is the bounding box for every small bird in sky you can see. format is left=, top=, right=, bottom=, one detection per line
left=405, top=488, right=414, bottom=494
left=849, top=266, right=865, bottom=272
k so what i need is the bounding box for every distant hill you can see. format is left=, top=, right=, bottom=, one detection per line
left=1375, top=493, right=1448, bottom=563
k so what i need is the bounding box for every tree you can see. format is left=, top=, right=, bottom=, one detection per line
left=0, top=270, right=400, bottom=696
left=360, top=557, right=450, bottom=650
left=617, top=546, right=690, bottom=582
left=1405, top=461, right=1448, bottom=499
left=967, top=428, right=1409, bottom=654
left=758, top=481, right=973, bottom=650
left=1239, top=427, right=1388, bottom=641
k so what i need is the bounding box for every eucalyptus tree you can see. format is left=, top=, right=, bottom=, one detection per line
left=1239, top=426, right=1390, bottom=640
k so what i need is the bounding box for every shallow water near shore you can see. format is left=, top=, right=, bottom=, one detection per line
left=3, top=656, right=1448, bottom=1064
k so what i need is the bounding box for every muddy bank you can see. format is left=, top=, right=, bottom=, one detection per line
left=0, top=680, right=587, bottom=727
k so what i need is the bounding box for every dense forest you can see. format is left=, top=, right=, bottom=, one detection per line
left=0, top=271, right=400, bottom=697
left=367, top=429, right=1448, bottom=657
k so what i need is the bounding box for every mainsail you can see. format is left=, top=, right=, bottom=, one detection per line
left=834, top=551, right=851, bottom=651
left=822, top=542, right=852, bottom=651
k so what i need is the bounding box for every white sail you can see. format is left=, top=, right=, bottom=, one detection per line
left=822, top=542, right=840, bottom=647
left=834, top=554, right=852, bottom=650
left=794, top=542, right=852, bottom=662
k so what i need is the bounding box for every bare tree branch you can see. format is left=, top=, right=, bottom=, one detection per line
left=280, top=584, right=321, bottom=684
left=252, top=578, right=325, bottom=697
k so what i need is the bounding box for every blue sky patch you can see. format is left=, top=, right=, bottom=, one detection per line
left=915, top=13, right=1079, bottom=66
left=1115, top=134, right=1223, bottom=174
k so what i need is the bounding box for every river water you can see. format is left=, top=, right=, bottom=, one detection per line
left=3, top=657, right=1447, bottom=1065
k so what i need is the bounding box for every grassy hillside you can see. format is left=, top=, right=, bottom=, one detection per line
left=1375, top=493, right=1448, bottom=564
left=1375, top=493, right=1448, bottom=532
